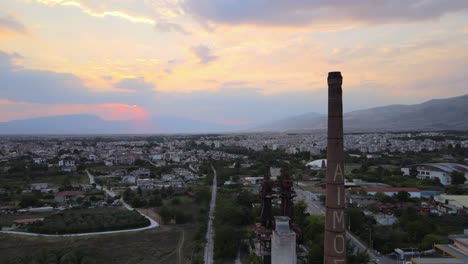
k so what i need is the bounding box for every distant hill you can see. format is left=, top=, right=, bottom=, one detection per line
left=0, top=114, right=241, bottom=134
left=255, top=94, right=468, bottom=132
left=1, top=94, right=467, bottom=134
left=255, top=112, right=325, bottom=131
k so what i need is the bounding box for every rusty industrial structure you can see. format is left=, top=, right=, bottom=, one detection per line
left=254, top=72, right=345, bottom=263
left=255, top=167, right=301, bottom=263
left=324, top=71, right=347, bottom=263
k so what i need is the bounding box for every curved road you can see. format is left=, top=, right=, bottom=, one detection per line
left=0, top=171, right=159, bottom=237
left=204, top=166, right=217, bottom=264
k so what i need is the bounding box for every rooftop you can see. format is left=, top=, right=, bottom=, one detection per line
left=366, top=187, right=421, bottom=193
left=415, top=163, right=468, bottom=173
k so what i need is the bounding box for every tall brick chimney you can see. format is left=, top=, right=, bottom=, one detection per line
left=324, top=72, right=346, bottom=264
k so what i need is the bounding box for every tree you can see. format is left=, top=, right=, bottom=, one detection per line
left=420, top=234, right=446, bottom=250
left=214, top=225, right=241, bottom=260
left=148, top=195, right=162, bottom=207
left=396, top=191, right=410, bottom=202
left=175, top=210, right=192, bottom=224
left=347, top=208, right=366, bottom=233
left=409, top=166, right=419, bottom=177
left=160, top=206, right=173, bottom=224
left=130, top=196, right=146, bottom=208
left=19, top=195, right=42, bottom=208
left=451, top=171, right=466, bottom=185
left=294, top=200, right=308, bottom=228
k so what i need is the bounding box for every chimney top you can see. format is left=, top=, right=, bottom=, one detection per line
left=328, top=71, right=342, bottom=79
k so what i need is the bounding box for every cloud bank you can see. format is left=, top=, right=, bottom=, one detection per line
left=183, top=0, right=468, bottom=26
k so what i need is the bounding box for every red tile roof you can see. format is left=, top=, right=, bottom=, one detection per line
left=14, top=218, right=44, bottom=224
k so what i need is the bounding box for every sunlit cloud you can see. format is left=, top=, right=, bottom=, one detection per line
left=36, top=0, right=156, bottom=25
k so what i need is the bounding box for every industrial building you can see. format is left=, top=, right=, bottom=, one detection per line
left=401, top=163, right=468, bottom=185
left=412, top=229, right=468, bottom=264
left=254, top=167, right=305, bottom=264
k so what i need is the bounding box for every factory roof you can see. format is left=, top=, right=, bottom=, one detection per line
left=435, top=195, right=468, bottom=208
left=413, top=163, right=468, bottom=173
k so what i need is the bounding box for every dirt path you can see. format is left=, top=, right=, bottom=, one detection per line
left=203, top=165, right=217, bottom=264
left=177, top=228, right=185, bottom=264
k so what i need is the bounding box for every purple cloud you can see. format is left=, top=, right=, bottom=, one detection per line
left=183, top=0, right=468, bottom=26
left=191, top=45, right=217, bottom=64
left=0, top=13, right=28, bottom=34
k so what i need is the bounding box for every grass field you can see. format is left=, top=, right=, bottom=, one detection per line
left=0, top=173, right=88, bottom=189
left=0, top=227, right=183, bottom=264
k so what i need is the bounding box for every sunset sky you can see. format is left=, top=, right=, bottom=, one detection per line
left=1, top=1, right=467, bottom=127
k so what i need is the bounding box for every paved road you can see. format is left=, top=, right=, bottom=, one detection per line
left=204, top=166, right=217, bottom=264
left=189, top=164, right=198, bottom=173
left=177, top=228, right=185, bottom=264
left=295, top=189, right=324, bottom=215
left=86, top=170, right=117, bottom=198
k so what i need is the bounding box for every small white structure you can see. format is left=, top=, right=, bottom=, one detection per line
left=270, top=167, right=281, bottom=180
left=271, top=216, right=296, bottom=264
left=306, top=159, right=327, bottom=170
left=151, top=154, right=162, bottom=161
left=33, top=158, right=46, bottom=164
left=30, top=183, right=48, bottom=191
left=58, top=160, right=75, bottom=167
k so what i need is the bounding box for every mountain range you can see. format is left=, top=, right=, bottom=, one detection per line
left=255, top=94, right=468, bottom=132
left=0, top=94, right=466, bottom=134
left=0, top=115, right=237, bottom=134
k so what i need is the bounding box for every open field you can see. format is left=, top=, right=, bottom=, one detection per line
left=0, top=227, right=185, bottom=264
left=0, top=173, right=88, bottom=189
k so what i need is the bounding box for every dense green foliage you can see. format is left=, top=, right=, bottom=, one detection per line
left=347, top=207, right=467, bottom=253
left=451, top=171, right=466, bottom=185
left=213, top=189, right=257, bottom=262
left=26, top=208, right=149, bottom=234
left=294, top=202, right=371, bottom=263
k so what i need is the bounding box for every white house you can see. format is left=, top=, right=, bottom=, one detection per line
left=151, top=154, right=162, bottom=161
left=58, top=159, right=76, bottom=167
left=33, top=158, right=46, bottom=164
left=401, top=163, right=468, bottom=185
left=30, top=183, right=48, bottom=191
